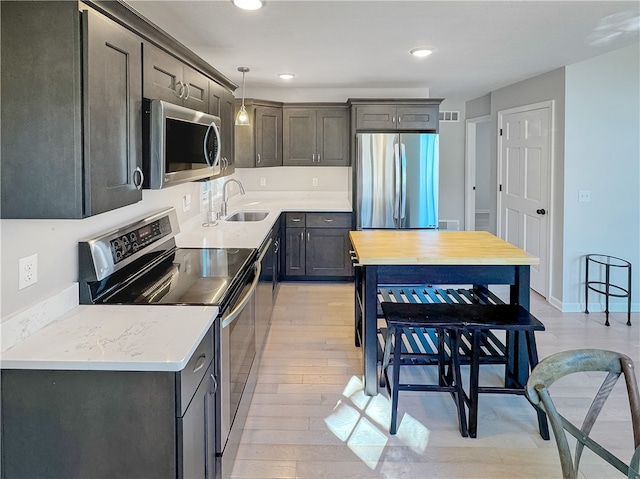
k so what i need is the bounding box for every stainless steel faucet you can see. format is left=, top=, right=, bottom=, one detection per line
left=220, top=178, right=245, bottom=216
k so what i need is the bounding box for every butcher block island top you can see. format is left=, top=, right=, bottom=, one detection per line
left=349, top=230, right=540, bottom=266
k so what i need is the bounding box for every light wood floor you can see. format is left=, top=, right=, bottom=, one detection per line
left=231, top=282, right=639, bottom=479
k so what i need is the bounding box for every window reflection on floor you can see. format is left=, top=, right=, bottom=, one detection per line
left=324, top=376, right=430, bottom=469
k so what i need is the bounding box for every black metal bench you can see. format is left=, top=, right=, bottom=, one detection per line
left=376, top=286, right=508, bottom=369
left=376, top=286, right=550, bottom=439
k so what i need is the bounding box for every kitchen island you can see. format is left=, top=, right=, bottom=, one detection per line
left=349, top=230, right=540, bottom=396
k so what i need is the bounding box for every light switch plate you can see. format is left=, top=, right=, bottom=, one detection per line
left=578, top=190, right=591, bottom=202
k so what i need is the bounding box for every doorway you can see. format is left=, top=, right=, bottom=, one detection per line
left=465, top=115, right=492, bottom=232
left=497, top=101, right=553, bottom=298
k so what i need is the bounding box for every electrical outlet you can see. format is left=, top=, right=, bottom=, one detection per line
left=259, top=177, right=266, bottom=187
left=578, top=190, right=591, bottom=202
left=19, top=254, right=38, bottom=290
left=183, top=194, right=191, bottom=212
left=312, top=178, right=319, bottom=187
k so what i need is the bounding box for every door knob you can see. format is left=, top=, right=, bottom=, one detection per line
left=536, top=208, right=546, bottom=215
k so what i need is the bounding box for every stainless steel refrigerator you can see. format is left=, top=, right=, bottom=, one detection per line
left=356, top=133, right=439, bottom=229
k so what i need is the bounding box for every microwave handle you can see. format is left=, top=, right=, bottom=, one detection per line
left=203, top=121, right=222, bottom=168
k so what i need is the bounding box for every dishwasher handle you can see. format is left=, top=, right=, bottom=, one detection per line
left=221, top=261, right=261, bottom=329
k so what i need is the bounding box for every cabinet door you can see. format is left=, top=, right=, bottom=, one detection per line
left=306, top=228, right=353, bottom=277
left=178, top=362, right=216, bottom=479
left=143, top=42, right=184, bottom=104
left=355, top=105, right=397, bottom=129
left=183, top=65, right=209, bottom=112
left=283, top=109, right=316, bottom=166
left=285, top=227, right=306, bottom=276
left=208, top=80, right=223, bottom=116
left=84, top=9, right=142, bottom=216
left=255, top=106, right=282, bottom=167
left=317, top=109, right=349, bottom=166
left=220, top=90, right=236, bottom=175
left=397, top=106, right=438, bottom=130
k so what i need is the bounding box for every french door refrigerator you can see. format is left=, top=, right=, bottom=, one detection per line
left=356, top=133, right=439, bottom=229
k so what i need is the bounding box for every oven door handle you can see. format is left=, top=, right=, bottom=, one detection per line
left=221, top=261, right=261, bottom=329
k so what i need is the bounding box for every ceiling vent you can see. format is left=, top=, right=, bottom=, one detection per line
left=439, top=111, right=460, bottom=122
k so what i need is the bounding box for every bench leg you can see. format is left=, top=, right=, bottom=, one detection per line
left=449, top=331, right=469, bottom=437
left=468, top=330, right=481, bottom=438
left=389, top=329, right=402, bottom=435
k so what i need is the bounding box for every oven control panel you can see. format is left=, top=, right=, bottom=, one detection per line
left=110, top=216, right=172, bottom=264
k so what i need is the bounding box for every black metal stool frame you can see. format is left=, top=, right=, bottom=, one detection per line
left=381, top=303, right=469, bottom=437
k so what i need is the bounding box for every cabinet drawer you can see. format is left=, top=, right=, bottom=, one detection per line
left=306, top=212, right=352, bottom=228
left=285, top=212, right=306, bottom=227
left=177, top=326, right=213, bottom=416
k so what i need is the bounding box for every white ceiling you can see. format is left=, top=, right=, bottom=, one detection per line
left=125, top=0, right=640, bottom=102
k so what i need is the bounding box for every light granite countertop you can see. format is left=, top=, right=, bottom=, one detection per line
left=1, top=192, right=352, bottom=372
left=177, top=191, right=352, bottom=249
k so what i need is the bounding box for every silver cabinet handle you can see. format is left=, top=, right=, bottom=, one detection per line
left=257, top=153, right=261, bottom=164
left=324, top=218, right=333, bottom=223
left=291, top=218, right=302, bottom=222
left=174, top=80, right=184, bottom=98
left=192, top=354, right=207, bottom=373
left=307, top=231, right=310, bottom=241
left=300, top=231, right=304, bottom=241
left=312, top=153, right=316, bottom=162
left=210, top=374, right=218, bottom=394
left=398, top=116, right=402, bottom=123
left=392, top=116, right=396, bottom=124
left=184, top=83, right=191, bottom=100
left=133, top=166, right=144, bottom=190
left=317, top=153, right=320, bottom=163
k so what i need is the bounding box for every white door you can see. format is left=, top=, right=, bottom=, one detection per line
left=498, top=104, right=551, bottom=297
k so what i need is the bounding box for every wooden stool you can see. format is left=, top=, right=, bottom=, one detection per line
left=381, top=302, right=468, bottom=436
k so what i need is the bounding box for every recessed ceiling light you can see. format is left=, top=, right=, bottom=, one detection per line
left=410, top=47, right=435, bottom=57
left=233, top=0, right=263, bottom=11
left=278, top=73, right=295, bottom=80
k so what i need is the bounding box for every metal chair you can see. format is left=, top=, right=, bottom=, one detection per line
left=525, top=349, right=640, bottom=479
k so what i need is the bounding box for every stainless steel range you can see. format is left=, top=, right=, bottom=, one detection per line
left=79, top=207, right=258, bottom=479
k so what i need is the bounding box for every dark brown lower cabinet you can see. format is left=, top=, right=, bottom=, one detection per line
left=1, top=329, right=216, bottom=479
left=284, top=212, right=353, bottom=279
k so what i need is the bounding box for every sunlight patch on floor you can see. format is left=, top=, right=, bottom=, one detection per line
left=324, top=375, right=431, bottom=469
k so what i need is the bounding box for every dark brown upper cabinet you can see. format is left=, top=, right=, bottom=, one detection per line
left=1, top=2, right=143, bottom=218
left=143, top=41, right=209, bottom=112
left=350, top=99, right=443, bottom=132
left=234, top=100, right=283, bottom=168
left=209, top=81, right=236, bottom=177
left=283, top=106, right=349, bottom=166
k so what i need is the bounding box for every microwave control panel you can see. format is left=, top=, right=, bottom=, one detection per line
left=110, top=216, right=172, bottom=264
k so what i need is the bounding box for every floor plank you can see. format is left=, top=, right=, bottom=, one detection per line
left=231, top=282, right=639, bottom=479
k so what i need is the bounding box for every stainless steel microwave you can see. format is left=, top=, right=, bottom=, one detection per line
left=143, top=99, right=222, bottom=189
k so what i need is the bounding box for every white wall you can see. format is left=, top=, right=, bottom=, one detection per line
left=1, top=181, right=206, bottom=318
left=235, top=167, right=349, bottom=192
left=438, top=100, right=467, bottom=226
left=487, top=68, right=567, bottom=305
left=562, top=43, right=640, bottom=312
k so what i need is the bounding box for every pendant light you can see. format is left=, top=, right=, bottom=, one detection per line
left=235, top=67, right=251, bottom=126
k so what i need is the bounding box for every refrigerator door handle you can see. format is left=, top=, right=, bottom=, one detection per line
left=393, top=142, right=401, bottom=226
left=400, top=143, right=407, bottom=221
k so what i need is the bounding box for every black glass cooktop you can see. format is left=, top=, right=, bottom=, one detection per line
left=103, top=247, right=255, bottom=306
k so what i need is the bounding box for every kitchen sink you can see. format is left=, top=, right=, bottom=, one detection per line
left=225, top=210, right=269, bottom=222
